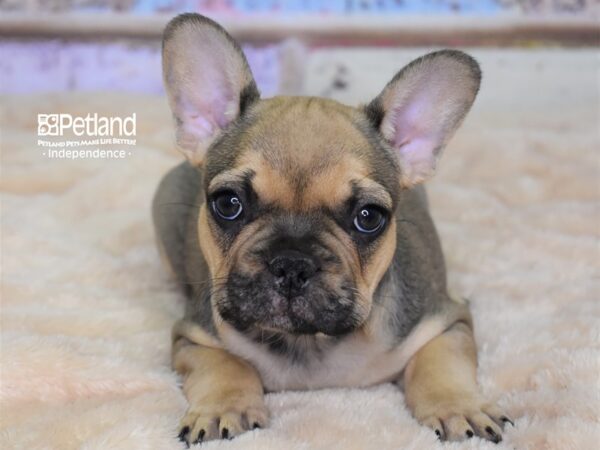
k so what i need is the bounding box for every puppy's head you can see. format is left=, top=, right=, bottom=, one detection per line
left=162, top=14, right=480, bottom=336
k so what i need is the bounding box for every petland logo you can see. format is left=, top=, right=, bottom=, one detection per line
left=37, top=113, right=137, bottom=159
left=38, top=113, right=136, bottom=137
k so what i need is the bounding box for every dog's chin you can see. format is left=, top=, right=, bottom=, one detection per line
left=225, top=315, right=358, bottom=337
left=218, top=288, right=361, bottom=337
left=256, top=312, right=358, bottom=337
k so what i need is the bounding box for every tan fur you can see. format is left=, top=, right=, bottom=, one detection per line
left=236, top=97, right=375, bottom=212
left=172, top=319, right=223, bottom=350
left=173, top=341, right=268, bottom=442
left=243, top=97, right=392, bottom=213
left=363, top=220, right=397, bottom=295
left=403, top=322, right=507, bottom=442
left=216, top=218, right=273, bottom=276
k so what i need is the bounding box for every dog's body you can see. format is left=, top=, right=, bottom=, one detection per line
left=155, top=161, right=467, bottom=392
left=154, top=13, right=512, bottom=445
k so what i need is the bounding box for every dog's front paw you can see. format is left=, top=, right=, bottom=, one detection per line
left=177, top=390, right=269, bottom=446
left=415, top=395, right=513, bottom=443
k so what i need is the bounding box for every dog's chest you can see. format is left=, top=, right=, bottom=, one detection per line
left=220, top=316, right=445, bottom=392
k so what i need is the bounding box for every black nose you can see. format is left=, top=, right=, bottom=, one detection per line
left=267, top=250, right=318, bottom=296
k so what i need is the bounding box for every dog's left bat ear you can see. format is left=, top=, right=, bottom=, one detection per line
left=162, top=13, right=259, bottom=165
left=365, top=50, right=481, bottom=187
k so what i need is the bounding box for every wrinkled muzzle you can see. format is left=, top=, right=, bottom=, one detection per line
left=217, top=216, right=365, bottom=336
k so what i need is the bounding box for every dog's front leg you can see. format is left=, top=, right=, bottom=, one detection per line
left=173, top=339, right=268, bottom=445
left=403, top=322, right=512, bottom=443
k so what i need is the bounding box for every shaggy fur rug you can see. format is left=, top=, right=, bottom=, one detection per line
left=1, top=50, right=598, bottom=449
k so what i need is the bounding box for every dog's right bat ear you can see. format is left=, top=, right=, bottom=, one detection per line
left=162, top=13, right=259, bottom=165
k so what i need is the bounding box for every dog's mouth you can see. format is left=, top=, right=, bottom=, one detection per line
left=217, top=272, right=361, bottom=336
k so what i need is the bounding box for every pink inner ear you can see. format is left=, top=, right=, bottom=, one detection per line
left=396, top=137, right=438, bottom=184
left=184, top=114, right=214, bottom=141
left=391, top=92, right=434, bottom=149
left=178, top=80, right=235, bottom=146
left=386, top=90, right=444, bottom=184
left=202, top=68, right=237, bottom=129
left=376, top=52, right=480, bottom=185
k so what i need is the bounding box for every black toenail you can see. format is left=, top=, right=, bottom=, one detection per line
left=221, top=427, right=229, bottom=439
left=178, top=426, right=190, bottom=442
left=435, top=429, right=442, bottom=439
left=486, top=426, right=502, bottom=443
left=194, top=429, right=205, bottom=444
left=253, top=422, right=261, bottom=429
left=466, top=429, right=474, bottom=438
left=501, top=416, right=515, bottom=427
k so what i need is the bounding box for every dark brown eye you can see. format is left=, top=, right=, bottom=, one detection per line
left=212, top=192, right=243, bottom=221
left=354, top=206, right=385, bottom=234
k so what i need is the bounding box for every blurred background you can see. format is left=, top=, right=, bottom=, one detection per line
left=1, top=4, right=599, bottom=449
left=0, top=0, right=598, bottom=99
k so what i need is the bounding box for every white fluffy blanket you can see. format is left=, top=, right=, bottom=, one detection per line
left=1, top=49, right=599, bottom=449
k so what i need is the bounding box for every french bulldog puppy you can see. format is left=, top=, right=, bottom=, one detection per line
left=154, top=13, right=512, bottom=446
